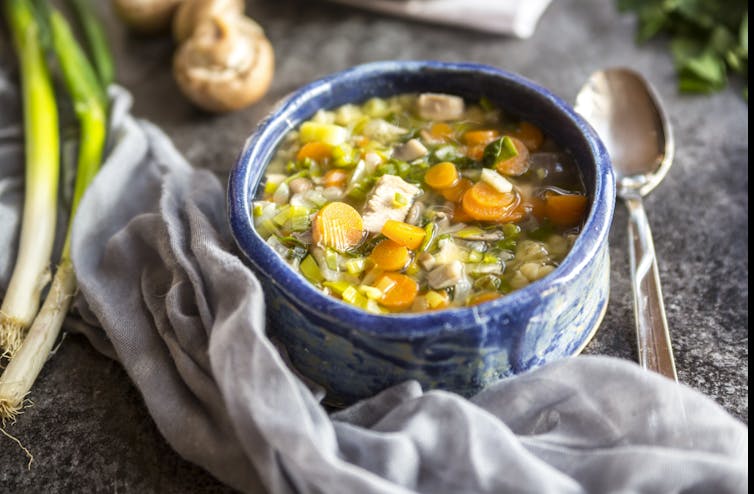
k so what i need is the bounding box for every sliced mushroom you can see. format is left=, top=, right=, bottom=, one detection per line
left=173, top=13, right=275, bottom=112
left=405, top=201, right=425, bottom=226
left=113, top=0, right=185, bottom=34
left=392, top=138, right=428, bottom=162
left=173, top=0, right=244, bottom=42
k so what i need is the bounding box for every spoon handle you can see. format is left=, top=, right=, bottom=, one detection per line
left=624, top=195, right=678, bottom=381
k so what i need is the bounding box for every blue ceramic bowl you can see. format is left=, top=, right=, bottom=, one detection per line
left=228, top=61, right=615, bottom=406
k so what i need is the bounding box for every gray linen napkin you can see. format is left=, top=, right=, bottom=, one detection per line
left=0, top=77, right=748, bottom=493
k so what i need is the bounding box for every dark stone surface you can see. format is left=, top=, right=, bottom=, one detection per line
left=1, top=0, right=747, bottom=492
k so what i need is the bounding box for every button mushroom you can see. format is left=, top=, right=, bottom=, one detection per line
left=173, top=12, right=275, bottom=112
left=172, top=0, right=243, bottom=43
left=113, top=0, right=185, bottom=34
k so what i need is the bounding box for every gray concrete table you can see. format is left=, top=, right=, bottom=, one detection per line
left=1, top=0, right=747, bottom=491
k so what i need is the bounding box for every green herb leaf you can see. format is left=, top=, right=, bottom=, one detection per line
left=618, top=0, right=748, bottom=99
left=482, top=136, right=519, bottom=168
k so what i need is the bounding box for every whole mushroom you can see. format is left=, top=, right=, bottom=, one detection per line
left=113, top=0, right=185, bottom=34
left=172, top=0, right=244, bottom=43
left=172, top=12, right=275, bottom=112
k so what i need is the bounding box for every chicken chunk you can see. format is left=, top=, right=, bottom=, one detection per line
left=417, top=93, right=465, bottom=121
left=427, top=260, right=465, bottom=289
left=361, top=174, right=421, bottom=232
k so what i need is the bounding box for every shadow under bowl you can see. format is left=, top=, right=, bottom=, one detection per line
left=228, top=60, right=615, bottom=407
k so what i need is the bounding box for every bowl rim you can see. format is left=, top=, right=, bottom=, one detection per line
left=228, top=60, right=615, bottom=338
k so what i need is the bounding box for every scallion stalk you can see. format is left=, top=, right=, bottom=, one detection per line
left=0, top=7, right=108, bottom=421
left=66, top=0, right=115, bottom=88
left=0, top=0, right=60, bottom=356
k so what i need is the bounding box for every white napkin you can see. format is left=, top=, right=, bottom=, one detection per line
left=327, top=0, right=553, bottom=38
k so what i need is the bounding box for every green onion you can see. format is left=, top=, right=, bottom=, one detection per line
left=419, top=222, right=437, bottom=252
left=66, top=0, right=114, bottom=88
left=0, top=0, right=60, bottom=356
left=0, top=5, right=109, bottom=421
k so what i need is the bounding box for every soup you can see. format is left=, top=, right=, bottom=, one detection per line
left=253, top=93, right=588, bottom=313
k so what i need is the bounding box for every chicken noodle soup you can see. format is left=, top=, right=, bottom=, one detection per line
left=254, top=93, right=588, bottom=313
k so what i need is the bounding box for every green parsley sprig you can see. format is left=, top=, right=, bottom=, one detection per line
left=617, top=0, right=748, bottom=100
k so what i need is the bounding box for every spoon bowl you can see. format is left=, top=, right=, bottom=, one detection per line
left=575, top=67, right=678, bottom=380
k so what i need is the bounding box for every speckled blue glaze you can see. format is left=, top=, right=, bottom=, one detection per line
left=228, top=61, right=615, bottom=406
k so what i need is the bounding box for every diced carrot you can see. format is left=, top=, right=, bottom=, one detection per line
left=544, top=192, right=588, bottom=228
left=323, top=168, right=349, bottom=188
left=495, top=137, right=530, bottom=176
left=511, top=121, right=544, bottom=151
left=462, top=129, right=501, bottom=146
left=297, top=141, right=333, bottom=162
left=381, top=219, right=426, bottom=250
left=440, top=177, right=473, bottom=202
left=312, top=202, right=364, bottom=251
left=375, top=272, right=419, bottom=310
left=429, top=122, right=453, bottom=140
left=461, top=182, right=518, bottom=222
left=370, top=239, right=410, bottom=271
left=424, top=162, right=459, bottom=190
left=354, top=135, right=370, bottom=148
left=466, top=144, right=486, bottom=161
left=469, top=292, right=500, bottom=305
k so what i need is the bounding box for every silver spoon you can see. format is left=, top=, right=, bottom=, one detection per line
left=575, top=67, right=678, bottom=381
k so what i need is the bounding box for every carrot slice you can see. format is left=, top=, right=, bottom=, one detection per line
left=544, top=192, right=588, bottom=228
left=462, top=129, right=501, bottom=146
left=440, top=177, right=473, bottom=202
left=370, top=239, right=410, bottom=271
left=375, top=272, right=418, bottom=310
left=511, top=122, right=544, bottom=151
left=452, top=204, right=475, bottom=223
left=297, top=141, right=333, bottom=162
left=495, top=137, right=530, bottom=176
left=466, top=144, right=486, bottom=161
left=381, top=220, right=426, bottom=250
left=469, top=292, right=500, bottom=305
left=429, top=122, right=453, bottom=140
left=312, top=202, right=364, bottom=251
left=323, top=168, right=349, bottom=188
left=424, top=162, right=459, bottom=190
left=461, top=182, right=518, bottom=222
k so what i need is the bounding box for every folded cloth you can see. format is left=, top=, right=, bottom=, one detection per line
left=0, top=79, right=748, bottom=493
left=326, top=0, right=552, bottom=38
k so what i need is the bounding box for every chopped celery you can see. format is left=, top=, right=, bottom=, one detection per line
left=342, top=286, right=368, bottom=308
left=300, top=255, right=324, bottom=283
left=325, top=248, right=339, bottom=271
left=358, top=285, right=383, bottom=300
left=468, top=250, right=484, bottom=263
left=323, top=280, right=351, bottom=296
left=299, top=122, right=349, bottom=146
left=345, top=257, right=366, bottom=275
left=363, top=97, right=389, bottom=117
left=425, top=290, right=447, bottom=309
left=332, top=143, right=359, bottom=168
left=482, top=252, right=499, bottom=264
left=272, top=205, right=291, bottom=226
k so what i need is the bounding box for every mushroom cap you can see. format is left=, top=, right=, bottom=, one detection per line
left=113, top=0, right=185, bottom=34
left=173, top=14, right=275, bottom=112
left=172, top=0, right=244, bottom=43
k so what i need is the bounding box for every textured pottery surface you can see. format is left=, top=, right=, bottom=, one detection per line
left=228, top=61, right=615, bottom=405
